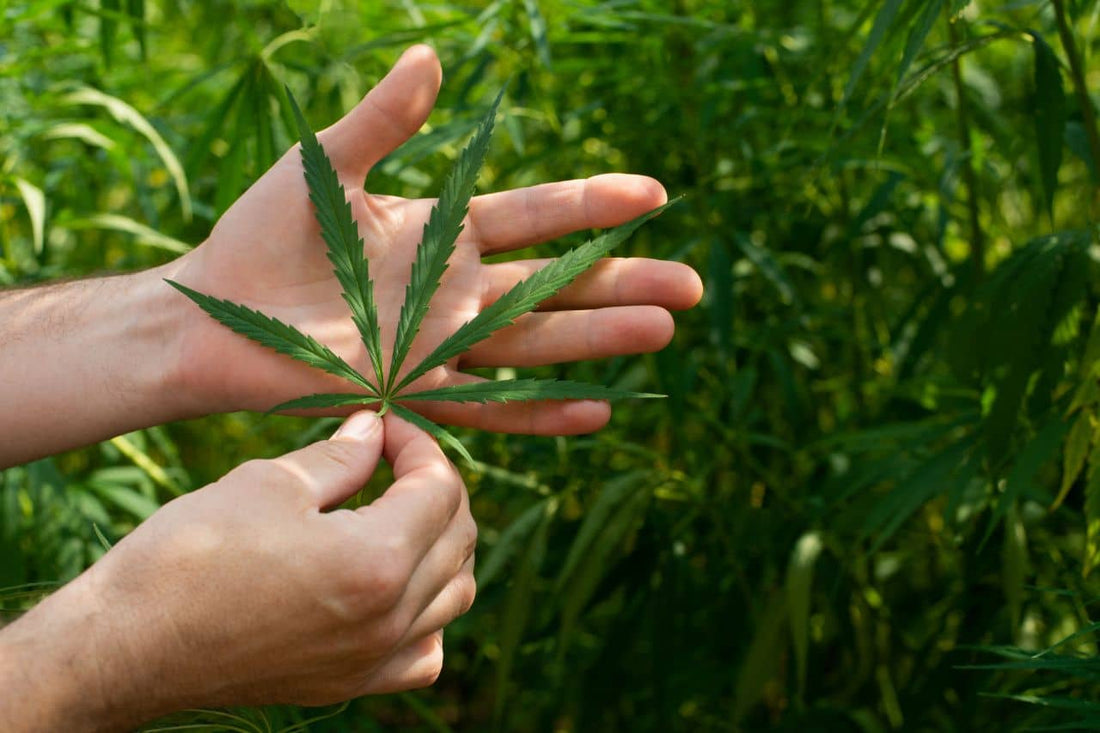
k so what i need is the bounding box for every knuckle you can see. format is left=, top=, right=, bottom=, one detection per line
left=317, top=439, right=360, bottom=471
left=412, top=637, right=445, bottom=689
left=227, top=458, right=272, bottom=484
left=372, top=611, right=413, bottom=651
left=462, top=516, right=479, bottom=558
left=365, top=556, right=410, bottom=610
left=457, top=573, right=477, bottom=616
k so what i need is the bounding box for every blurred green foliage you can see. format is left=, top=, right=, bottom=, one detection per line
left=5, top=0, right=1100, bottom=730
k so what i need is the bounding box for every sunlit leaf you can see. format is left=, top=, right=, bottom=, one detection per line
left=165, top=280, right=374, bottom=394
left=394, top=199, right=680, bottom=393
left=389, top=91, right=502, bottom=390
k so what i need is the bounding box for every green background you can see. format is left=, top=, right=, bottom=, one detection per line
left=4, top=0, right=1100, bottom=729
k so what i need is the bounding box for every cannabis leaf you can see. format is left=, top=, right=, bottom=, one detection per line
left=167, top=87, right=672, bottom=464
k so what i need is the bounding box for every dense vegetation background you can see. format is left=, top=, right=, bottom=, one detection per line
left=4, top=0, right=1100, bottom=729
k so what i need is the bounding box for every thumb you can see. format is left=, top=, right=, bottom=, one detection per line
left=270, top=410, right=384, bottom=510
left=319, top=44, right=442, bottom=180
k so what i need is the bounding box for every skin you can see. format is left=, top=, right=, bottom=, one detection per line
left=0, top=412, right=477, bottom=731
left=0, top=44, right=702, bottom=728
left=0, top=44, right=701, bottom=467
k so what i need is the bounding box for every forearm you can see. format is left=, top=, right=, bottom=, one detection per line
left=0, top=265, right=192, bottom=467
left=0, top=571, right=160, bottom=732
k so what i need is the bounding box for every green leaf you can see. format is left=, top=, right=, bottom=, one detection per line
left=394, top=199, right=679, bottom=393
left=476, top=498, right=551, bottom=588
left=287, top=87, right=385, bottom=391
left=556, top=478, right=651, bottom=660
left=399, top=378, right=663, bottom=404
left=895, top=0, right=944, bottom=90
left=11, top=177, right=45, bottom=255
left=1053, top=409, right=1093, bottom=510
left=555, top=471, right=649, bottom=592
left=268, top=393, right=379, bottom=414
left=733, top=231, right=796, bottom=306
left=494, top=500, right=551, bottom=727
left=389, top=91, right=502, bottom=391
left=1031, top=32, right=1066, bottom=224
left=165, top=280, right=374, bottom=394
left=523, top=0, right=552, bottom=68
left=840, top=0, right=905, bottom=110
left=389, top=403, right=475, bottom=467
left=1085, top=437, right=1100, bottom=575
left=786, top=531, right=824, bottom=703
left=61, top=86, right=192, bottom=222
left=65, top=213, right=191, bottom=254
left=1002, top=502, right=1028, bottom=633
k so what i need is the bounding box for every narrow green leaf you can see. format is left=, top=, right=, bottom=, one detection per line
left=1031, top=32, right=1067, bottom=224
left=126, top=0, right=146, bottom=60
left=1053, top=409, right=1093, bottom=510
left=733, top=231, right=796, bottom=306
left=555, top=472, right=648, bottom=592
left=287, top=88, right=385, bottom=391
left=1002, top=502, right=1028, bottom=633
left=1085, top=438, right=1100, bottom=575
left=399, top=378, right=663, bottom=404
left=732, top=590, right=789, bottom=725
left=389, top=404, right=475, bottom=467
left=165, top=280, right=374, bottom=394
left=786, top=532, right=823, bottom=703
left=840, top=0, right=905, bottom=110
left=61, top=87, right=192, bottom=222
left=11, top=177, right=45, bottom=255
left=557, top=482, right=650, bottom=660
left=389, top=92, right=503, bottom=391
left=476, top=498, right=550, bottom=588
left=523, top=0, right=552, bottom=68
left=494, top=501, right=551, bottom=727
left=395, top=199, right=679, bottom=393
left=895, top=0, right=944, bottom=90
left=267, top=393, right=380, bottom=414
left=65, top=213, right=191, bottom=254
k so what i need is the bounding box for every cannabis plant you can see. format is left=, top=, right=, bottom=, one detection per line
left=167, top=90, right=670, bottom=463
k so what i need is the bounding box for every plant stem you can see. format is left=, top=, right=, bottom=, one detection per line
left=948, top=17, right=985, bottom=278
left=1051, top=0, right=1100, bottom=187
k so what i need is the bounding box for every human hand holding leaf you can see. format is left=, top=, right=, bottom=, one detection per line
left=163, top=46, right=701, bottom=445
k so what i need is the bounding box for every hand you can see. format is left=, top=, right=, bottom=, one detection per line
left=0, top=412, right=477, bottom=730
left=162, top=44, right=703, bottom=434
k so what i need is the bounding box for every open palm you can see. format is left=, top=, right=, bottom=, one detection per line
left=165, top=46, right=701, bottom=435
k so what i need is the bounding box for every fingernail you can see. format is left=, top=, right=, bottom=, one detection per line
left=332, top=411, right=381, bottom=441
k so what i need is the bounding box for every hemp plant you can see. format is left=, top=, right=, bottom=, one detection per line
left=168, top=89, right=672, bottom=464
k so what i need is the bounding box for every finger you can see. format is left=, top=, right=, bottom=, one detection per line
left=267, top=411, right=384, bottom=509
left=402, top=374, right=612, bottom=435
left=359, top=631, right=444, bottom=695
left=356, top=414, right=464, bottom=559
left=398, top=483, right=475, bottom=615
left=404, top=554, right=476, bottom=643
left=458, top=306, right=674, bottom=368
left=319, top=44, right=442, bottom=180
left=466, top=174, right=668, bottom=255
left=483, top=257, right=703, bottom=312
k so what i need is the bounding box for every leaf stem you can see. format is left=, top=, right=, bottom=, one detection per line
left=1051, top=0, right=1100, bottom=188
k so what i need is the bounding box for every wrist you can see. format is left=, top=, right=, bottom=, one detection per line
left=116, top=262, right=200, bottom=421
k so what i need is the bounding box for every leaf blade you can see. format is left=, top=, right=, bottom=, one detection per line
left=389, top=404, right=475, bottom=467
left=166, top=280, right=374, bottom=394
left=287, top=88, right=385, bottom=391
left=1031, top=32, right=1067, bottom=224
left=268, top=393, right=380, bottom=413
left=399, top=378, right=663, bottom=404
left=395, top=198, right=680, bottom=393
left=389, top=91, right=503, bottom=391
